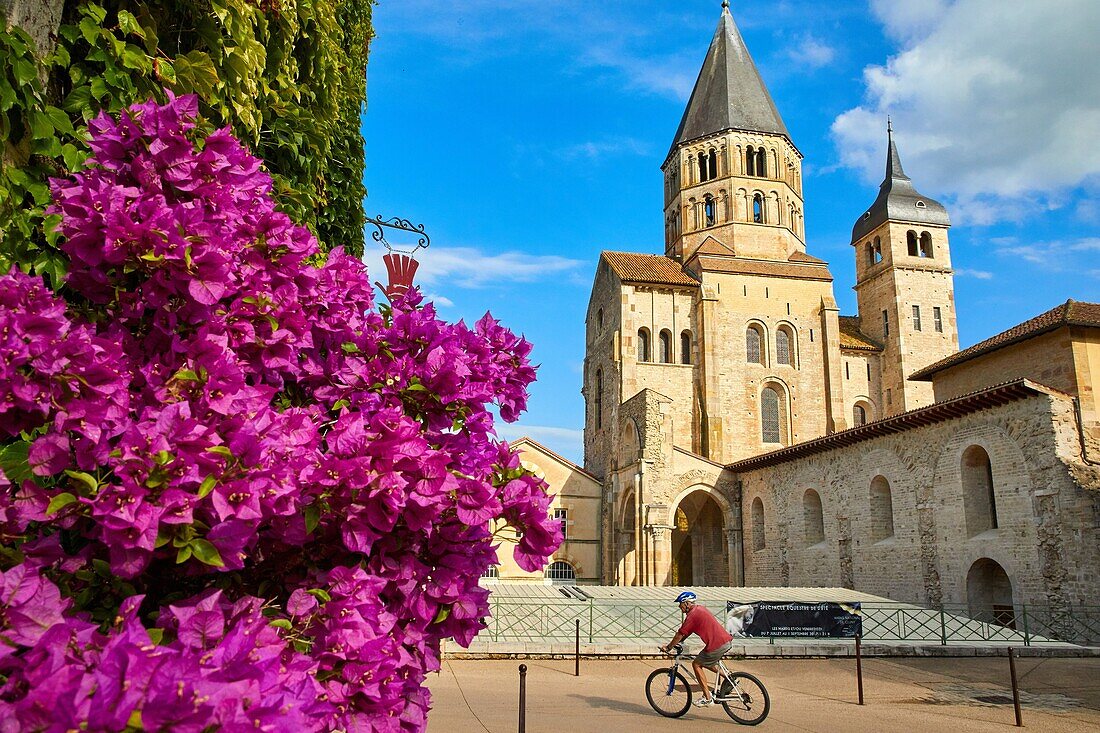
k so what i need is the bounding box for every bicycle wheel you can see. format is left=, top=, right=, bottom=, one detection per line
left=721, top=672, right=770, bottom=725
left=645, top=667, right=692, bottom=718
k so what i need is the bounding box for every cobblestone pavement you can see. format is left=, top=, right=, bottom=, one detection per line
left=426, top=657, right=1100, bottom=732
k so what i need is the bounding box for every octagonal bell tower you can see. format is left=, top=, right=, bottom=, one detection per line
left=662, top=2, right=806, bottom=263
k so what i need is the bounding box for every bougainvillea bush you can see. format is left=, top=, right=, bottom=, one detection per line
left=0, top=93, right=559, bottom=732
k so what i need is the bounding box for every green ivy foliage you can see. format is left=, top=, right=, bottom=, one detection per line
left=1, top=0, right=372, bottom=288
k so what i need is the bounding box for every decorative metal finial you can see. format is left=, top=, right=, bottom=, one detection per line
left=363, top=214, right=431, bottom=300
left=887, top=116, right=893, bottom=135
left=722, top=0, right=730, bottom=8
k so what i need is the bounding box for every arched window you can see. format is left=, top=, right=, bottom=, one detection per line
left=745, top=146, right=756, bottom=176
left=708, top=148, right=718, bottom=180
left=853, top=404, right=867, bottom=427
left=659, top=329, right=673, bottom=363
left=637, top=328, right=650, bottom=362
left=869, top=476, right=894, bottom=541
left=756, top=148, right=767, bottom=178
left=761, top=386, right=782, bottom=443
left=873, top=236, right=882, bottom=263
left=907, top=230, right=919, bottom=257
left=704, top=195, right=716, bottom=226
left=594, top=369, right=603, bottom=429
left=545, top=561, right=576, bottom=583
left=697, top=151, right=707, bottom=182
left=751, top=497, right=765, bottom=551
left=866, top=242, right=875, bottom=266
left=481, top=564, right=499, bottom=579
left=962, top=445, right=998, bottom=536
left=920, top=231, right=933, bottom=257
left=680, top=330, right=692, bottom=365
left=752, top=194, right=764, bottom=223
left=746, top=325, right=764, bottom=364
left=803, top=489, right=824, bottom=546
left=776, top=327, right=793, bottom=366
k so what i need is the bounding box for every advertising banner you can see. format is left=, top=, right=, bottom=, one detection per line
left=725, top=601, right=862, bottom=639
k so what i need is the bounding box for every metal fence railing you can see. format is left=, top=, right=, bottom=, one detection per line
left=484, top=598, right=1100, bottom=647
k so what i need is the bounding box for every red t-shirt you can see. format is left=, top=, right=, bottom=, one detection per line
left=678, top=605, right=734, bottom=652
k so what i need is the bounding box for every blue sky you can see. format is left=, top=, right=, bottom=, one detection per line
left=362, top=0, right=1100, bottom=463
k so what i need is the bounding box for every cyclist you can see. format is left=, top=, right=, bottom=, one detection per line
left=659, top=591, right=734, bottom=707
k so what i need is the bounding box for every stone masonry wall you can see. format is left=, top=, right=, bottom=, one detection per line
left=740, top=392, right=1100, bottom=608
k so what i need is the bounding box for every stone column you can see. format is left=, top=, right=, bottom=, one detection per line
left=650, top=525, right=673, bottom=587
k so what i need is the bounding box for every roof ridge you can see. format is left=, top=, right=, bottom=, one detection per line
left=910, top=300, right=1100, bottom=380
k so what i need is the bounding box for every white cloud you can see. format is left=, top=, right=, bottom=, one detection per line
left=555, top=137, right=653, bottom=162
left=495, top=423, right=584, bottom=460
left=362, top=246, right=585, bottom=291
left=991, top=237, right=1100, bottom=270
left=785, top=34, right=836, bottom=70
left=832, top=0, right=1100, bottom=223
left=425, top=293, right=454, bottom=307
left=954, top=268, right=994, bottom=280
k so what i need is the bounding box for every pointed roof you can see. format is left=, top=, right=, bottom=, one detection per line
left=851, top=122, right=950, bottom=242
left=667, top=3, right=790, bottom=159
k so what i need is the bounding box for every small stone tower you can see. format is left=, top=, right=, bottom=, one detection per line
left=852, top=124, right=959, bottom=417
left=661, top=2, right=805, bottom=263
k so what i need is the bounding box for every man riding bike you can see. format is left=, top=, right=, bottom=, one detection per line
left=660, top=591, right=734, bottom=707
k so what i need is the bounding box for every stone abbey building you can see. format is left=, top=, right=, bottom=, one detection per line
left=509, top=4, right=1100, bottom=619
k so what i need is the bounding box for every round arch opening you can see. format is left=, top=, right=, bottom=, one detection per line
left=670, top=489, right=730, bottom=586
left=966, top=558, right=1015, bottom=628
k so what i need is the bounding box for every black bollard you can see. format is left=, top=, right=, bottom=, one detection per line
left=1008, top=647, right=1023, bottom=727
left=575, top=618, right=581, bottom=677
left=855, top=635, right=864, bottom=705
left=518, top=663, right=528, bottom=733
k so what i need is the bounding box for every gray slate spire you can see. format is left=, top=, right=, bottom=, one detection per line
left=851, top=123, right=950, bottom=242
left=667, top=4, right=790, bottom=157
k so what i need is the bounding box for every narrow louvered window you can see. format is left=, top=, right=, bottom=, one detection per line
left=746, top=327, right=762, bottom=364
left=659, top=330, right=673, bottom=363
left=637, top=329, right=650, bottom=362
left=761, top=387, right=781, bottom=443
left=853, top=404, right=867, bottom=427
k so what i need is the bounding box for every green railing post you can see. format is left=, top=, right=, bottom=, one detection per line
left=1022, top=604, right=1030, bottom=647
left=939, top=604, right=948, bottom=646
left=588, top=599, right=594, bottom=643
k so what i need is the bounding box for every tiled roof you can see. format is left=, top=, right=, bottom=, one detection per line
left=910, top=299, right=1100, bottom=381
left=692, top=237, right=738, bottom=257
left=728, top=379, right=1062, bottom=472
left=601, top=251, right=699, bottom=288
left=787, top=251, right=827, bottom=264
left=692, top=255, right=832, bottom=282
left=838, top=316, right=883, bottom=352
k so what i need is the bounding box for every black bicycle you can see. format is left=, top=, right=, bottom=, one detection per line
left=645, top=644, right=770, bottom=725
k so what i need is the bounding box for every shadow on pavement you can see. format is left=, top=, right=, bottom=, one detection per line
left=567, top=693, right=657, bottom=716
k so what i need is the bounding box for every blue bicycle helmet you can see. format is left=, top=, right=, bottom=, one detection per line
left=674, top=591, right=697, bottom=604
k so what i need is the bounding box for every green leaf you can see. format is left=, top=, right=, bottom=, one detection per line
left=64, top=469, right=99, bottom=495
left=304, top=504, right=320, bottom=534
left=269, top=618, right=293, bottom=630
left=43, top=106, right=73, bottom=135
left=30, top=111, right=53, bottom=140
left=198, top=475, right=217, bottom=499
left=341, top=342, right=360, bottom=354
left=173, top=51, right=220, bottom=97
left=175, top=545, right=193, bottom=564
left=85, top=3, right=107, bottom=23
left=46, top=492, right=78, bottom=515
left=305, top=588, right=331, bottom=602
left=189, top=539, right=224, bottom=567
left=155, top=528, right=172, bottom=548
left=206, top=445, right=233, bottom=458
left=12, top=58, right=36, bottom=86
left=117, top=10, right=145, bottom=38
left=0, top=441, right=33, bottom=484
left=147, top=627, right=164, bottom=645
left=433, top=605, right=451, bottom=624
left=331, top=399, right=349, bottom=411
left=172, top=368, right=200, bottom=382
left=62, top=85, right=93, bottom=115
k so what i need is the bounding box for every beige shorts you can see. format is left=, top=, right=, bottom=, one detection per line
left=695, top=640, right=733, bottom=667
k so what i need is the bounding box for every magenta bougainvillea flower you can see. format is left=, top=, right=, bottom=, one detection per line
left=0, top=93, right=560, bottom=732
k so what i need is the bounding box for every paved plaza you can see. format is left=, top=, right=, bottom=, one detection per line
left=426, top=657, right=1100, bottom=732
